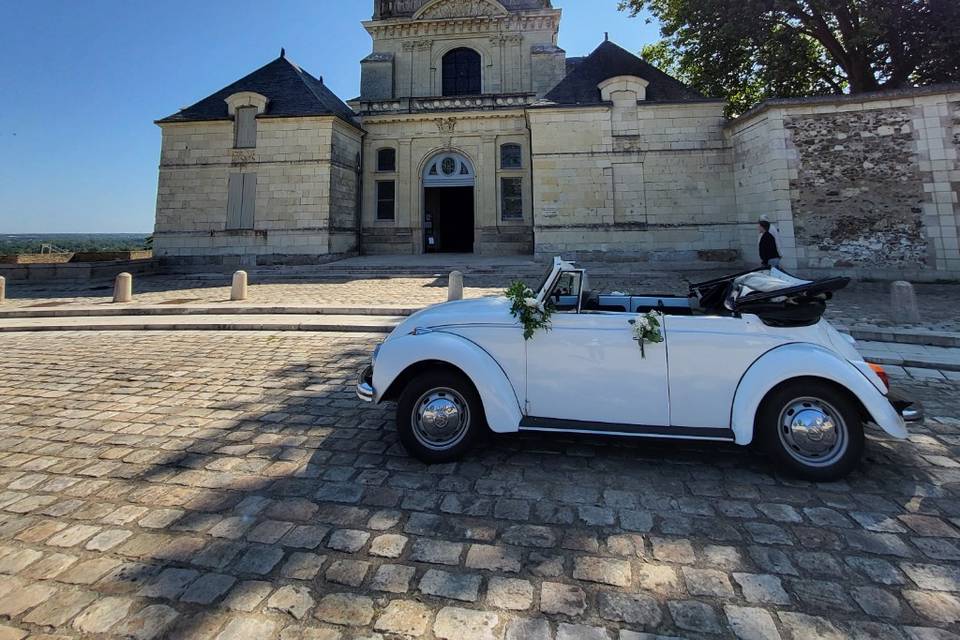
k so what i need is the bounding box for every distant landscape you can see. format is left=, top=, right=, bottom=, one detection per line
left=0, top=233, right=151, bottom=255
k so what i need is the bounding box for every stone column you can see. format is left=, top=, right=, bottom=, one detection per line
left=448, top=271, right=464, bottom=301
left=891, top=281, right=921, bottom=324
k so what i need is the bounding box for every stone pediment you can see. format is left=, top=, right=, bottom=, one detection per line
left=413, top=0, right=509, bottom=20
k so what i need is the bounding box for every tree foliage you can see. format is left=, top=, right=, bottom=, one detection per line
left=621, top=0, right=960, bottom=115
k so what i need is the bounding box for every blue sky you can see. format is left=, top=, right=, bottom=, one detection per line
left=0, top=1, right=660, bottom=234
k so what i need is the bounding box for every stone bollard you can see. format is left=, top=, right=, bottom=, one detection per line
left=0, top=276, right=5, bottom=304
left=891, top=280, right=921, bottom=324
left=448, top=271, right=464, bottom=302
left=231, top=270, right=248, bottom=302
left=113, top=272, right=133, bottom=303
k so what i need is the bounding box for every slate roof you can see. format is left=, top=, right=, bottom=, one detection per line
left=158, top=55, right=359, bottom=126
left=543, top=40, right=708, bottom=106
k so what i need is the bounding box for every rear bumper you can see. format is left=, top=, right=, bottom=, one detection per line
left=357, top=365, right=375, bottom=403
left=889, top=391, right=924, bottom=424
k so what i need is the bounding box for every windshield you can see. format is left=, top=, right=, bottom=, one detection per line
left=534, top=262, right=556, bottom=297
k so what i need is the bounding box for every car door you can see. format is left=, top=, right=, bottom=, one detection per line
left=524, top=310, right=671, bottom=428
left=664, top=314, right=785, bottom=430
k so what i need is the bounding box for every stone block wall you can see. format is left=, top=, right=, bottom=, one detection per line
left=730, top=86, right=960, bottom=279
left=529, top=102, right=740, bottom=261
left=154, top=116, right=363, bottom=264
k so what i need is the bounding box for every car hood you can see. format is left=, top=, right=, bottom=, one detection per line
left=387, top=296, right=516, bottom=340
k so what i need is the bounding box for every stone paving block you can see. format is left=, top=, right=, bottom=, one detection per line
left=327, top=529, right=370, bottom=553
left=777, top=612, right=846, bottom=640
left=724, top=605, right=781, bottom=640
left=314, top=593, right=374, bottom=626
left=374, top=600, right=432, bottom=637
left=281, top=552, right=326, bottom=580
left=214, top=617, right=276, bottom=640
left=0, top=625, right=27, bottom=640
left=23, top=588, right=97, bottom=627
left=46, top=524, right=101, bottom=548
left=267, top=584, right=315, bottom=620
left=668, top=600, right=723, bottom=634
left=434, top=607, right=499, bottom=640
left=733, top=573, right=792, bottom=605
left=113, top=604, right=180, bottom=640
left=573, top=556, right=632, bottom=587
left=369, top=533, right=407, bottom=558
left=903, top=590, right=960, bottom=624
left=419, top=569, right=482, bottom=602
left=901, top=563, right=960, bottom=591
left=597, top=591, right=662, bottom=627
left=58, top=557, right=121, bottom=585
left=180, top=572, right=236, bottom=605
left=465, top=543, right=522, bottom=573
left=410, top=538, right=464, bottom=565
left=505, top=618, right=552, bottom=640
left=0, top=582, right=57, bottom=616
left=557, top=623, right=612, bottom=640
left=222, top=580, right=273, bottom=612
left=72, top=596, right=133, bottom=634
left=682, top=567, right=736, bottom=597
left=502, top=525, right=556, bottom=548
left=281, top=525, right=329, bottom=549
left=325, top=559, right=369, bottom=587
left=85, top=528, right=132, bottom=551
left=0, top=548, right=43, bottom=574
left=651, top=537, right=696, bottom=564
left=247, top=519, right=294, bottom=544
left=233, top=544, right=284, bottom=575
left=370, top=563, right=416, bottom=594
left=20, top=552, right=77, bottom=580
left=487, top=577, right=534, bottom=610
left=540, top=581, right=586, bottom=616
left=137, top=567, right=200, bottom=599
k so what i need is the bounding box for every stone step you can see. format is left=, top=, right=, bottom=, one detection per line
left=0, top=314, right=404, bottom=334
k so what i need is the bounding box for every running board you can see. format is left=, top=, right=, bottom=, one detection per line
left=518, top=417, right=736, bottom=442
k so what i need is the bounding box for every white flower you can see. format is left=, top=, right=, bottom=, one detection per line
left=524, top=297, right=538, bottom=308
left=639, top=318, right=650, bottom=329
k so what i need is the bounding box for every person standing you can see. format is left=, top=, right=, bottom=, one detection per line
left=759, top=220, right=781, bottom=268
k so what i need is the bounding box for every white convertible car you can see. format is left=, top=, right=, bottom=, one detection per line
left=357, top=258, right=922, bottom=480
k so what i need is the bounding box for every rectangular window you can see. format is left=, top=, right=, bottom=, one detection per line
left=377, top=180, right=396, bottom=220
left=235, top=107, right=257, bottom=149
left=377, top=148, right=396, bottom=172
left=226, top=173, right=257, bottom=229
left=500, top=144, right=522, bottom=169
left=501, top=177, right=523, bottom=220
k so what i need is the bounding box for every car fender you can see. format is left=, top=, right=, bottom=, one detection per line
left=372, top=331, right=523, bottom=434
left=730, top=343, right=908, bottom=445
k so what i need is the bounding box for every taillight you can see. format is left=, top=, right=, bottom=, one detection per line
left=869, top=363, right=890, bottom=391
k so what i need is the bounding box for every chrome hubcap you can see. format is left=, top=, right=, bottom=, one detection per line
left=778, top=397, right=847, bottom=467
left=412, top=387, right=470, bottom=451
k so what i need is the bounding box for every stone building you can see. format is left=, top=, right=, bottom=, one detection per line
left=153, top=0, right=960, bottom=279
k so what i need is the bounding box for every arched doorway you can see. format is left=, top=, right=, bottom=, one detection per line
left=423, top=152, right=475, bottom=253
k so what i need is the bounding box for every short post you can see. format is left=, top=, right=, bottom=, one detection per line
left=0, top=276, right=5, bottom=304
left=113, top=272, right=133, bottom=303
left=448, top=270, right=464, bottom=302
left=231, top=270, right=248, bottom=302
left=891, top=280, right=920, bottom=324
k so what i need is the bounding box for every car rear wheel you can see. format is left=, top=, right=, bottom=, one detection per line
left=756, top=379, right=864, bottom=481
left=396, top=369, right=485, bottom=464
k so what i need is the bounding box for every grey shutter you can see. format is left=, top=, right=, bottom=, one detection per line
left=236, top=108, right=257, bottom=148
left=226, top=174, right=244, bottom=229
left=240, top=173, right=257, bottom=229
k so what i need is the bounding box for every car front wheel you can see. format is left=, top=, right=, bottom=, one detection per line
left=756, top=379, right=865, bottom=481
left=396, top=370, right=484, bottom=464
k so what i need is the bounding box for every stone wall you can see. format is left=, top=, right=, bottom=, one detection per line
left=154, top=116, right=363, bottom=265
left=529, top=102, right=740, bottom=262
left=730, top=86, right=960, bottom=279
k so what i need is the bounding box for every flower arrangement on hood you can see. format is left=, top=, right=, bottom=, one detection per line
left=629, top=311, right=664, bottom=358
left=505, top=281, right=554, bottom=340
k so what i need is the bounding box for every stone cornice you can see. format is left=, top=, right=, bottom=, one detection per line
left=362, top=10, right=560, bottom=39
left=358, top=109, right=527, bottom=125
left=350, top=92, right=535, bottom=116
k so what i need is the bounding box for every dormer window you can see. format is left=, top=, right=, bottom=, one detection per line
left=442, top=48, right=481, bottom=97
left=235, top=107, right=257, bottom=149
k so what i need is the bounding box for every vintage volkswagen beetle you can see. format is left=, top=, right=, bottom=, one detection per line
left=357, top=258, right=922, bottom=480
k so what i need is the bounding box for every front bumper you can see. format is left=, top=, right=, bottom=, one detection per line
left=357, top=365, right=375, bottom=403
left=889, top=390, right=924, bottom=424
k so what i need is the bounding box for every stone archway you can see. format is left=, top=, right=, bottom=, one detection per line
left=422, top=152, right=475, bottom=253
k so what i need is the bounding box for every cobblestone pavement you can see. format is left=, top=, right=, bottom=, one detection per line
left=2, top=331, right=960, bottom=640
left=6, top=270, right=960, bottom=333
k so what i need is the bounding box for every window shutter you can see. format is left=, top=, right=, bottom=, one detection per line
left=236, top=107, right=257, bottom=148
left=226, top=174, right=244, bottom=229
left=240, top=173, right=257, bottom=229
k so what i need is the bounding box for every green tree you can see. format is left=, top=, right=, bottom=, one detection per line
left=622, top=0, right=960, bottom=115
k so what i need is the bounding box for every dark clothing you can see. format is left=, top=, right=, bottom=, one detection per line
left=759, top=231, right=780, bottom=265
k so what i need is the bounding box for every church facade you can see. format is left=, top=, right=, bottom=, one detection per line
left=153, top=0, right=960, bottom=279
